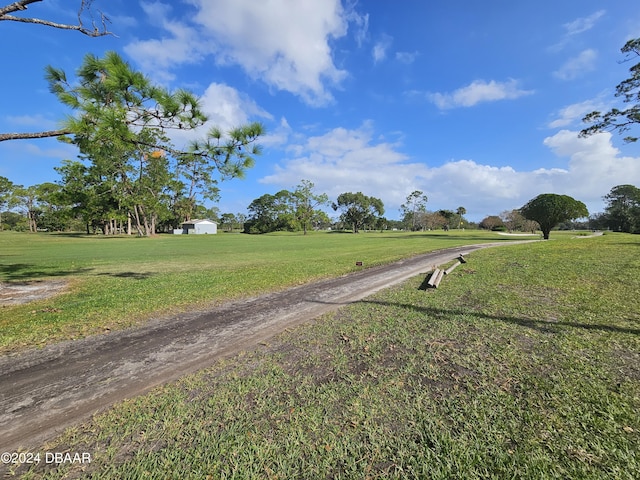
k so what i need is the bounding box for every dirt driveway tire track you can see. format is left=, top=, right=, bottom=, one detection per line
left=0, top=242, right=529, bottom=452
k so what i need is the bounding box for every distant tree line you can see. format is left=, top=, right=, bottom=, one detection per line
left=588, top=185, right=640, bottom=233
left=0, top=175, right=227, bottom=233
left=477, top=187, right=640, bottom=238
left=243, top=180, right=331, bottom=234
left=397, top=190, right=469, bottom=231
left=244, top=188, right=473, bottom=234
left=6, top=179, right=636, bottom=238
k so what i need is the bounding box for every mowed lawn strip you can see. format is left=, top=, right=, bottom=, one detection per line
left=0, top=230, right=519, bottom=352
left=11, top=233, right=640, bottom=479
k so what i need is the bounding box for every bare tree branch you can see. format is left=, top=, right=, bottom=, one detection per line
left=0, top=129, right=71, bottom=142
left=0, top=0, right=112, bottom=37
left=0, top=0, right=41, bottom=17
left=0, top=1, right=114, bottom=145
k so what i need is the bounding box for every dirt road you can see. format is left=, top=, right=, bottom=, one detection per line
left=0, top=242, right=522, bottom=451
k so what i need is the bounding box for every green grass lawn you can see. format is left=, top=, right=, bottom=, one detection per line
left=8, top=232, right=639, bottom=479
left=0, top=229, right=519, bottom=353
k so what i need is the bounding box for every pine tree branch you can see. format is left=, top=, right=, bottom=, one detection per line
left=0, top=129, right=71, bottom=142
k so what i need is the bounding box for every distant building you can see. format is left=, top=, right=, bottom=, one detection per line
left=174, top=219, right=218, bottom=235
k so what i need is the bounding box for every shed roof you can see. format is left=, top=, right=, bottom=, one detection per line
left=181, top=219, right=217, bottom=225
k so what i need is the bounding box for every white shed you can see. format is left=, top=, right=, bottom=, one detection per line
left=178, top=219, right=218, bottom=235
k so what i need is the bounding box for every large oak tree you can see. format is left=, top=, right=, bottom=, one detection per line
left=332, top=192, right=384, bottom=233
left=602, top=184, right=640, bottom=233
left=520, top=193, right=588, bottom=240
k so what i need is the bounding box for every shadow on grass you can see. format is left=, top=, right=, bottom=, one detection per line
left=359, top=299, right=640, bottom=336
left=382, top=233, right=523, bottom=242
left=418, top=275, right=434, bottom=291
left=0, top=264, right=94, bottom=282
left=49, top=233, right=135, bottom=240
left=307, top=296, right=640, bottom=336
left=97, top=271, right=155, bottom=280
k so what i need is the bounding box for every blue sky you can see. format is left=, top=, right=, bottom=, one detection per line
left=2, top=0, right=640, bottom=221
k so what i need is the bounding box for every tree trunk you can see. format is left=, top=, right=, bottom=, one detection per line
left=28, top=210, right=37, bottom=233
left=132, top=205, right=145, bottom=236
left=143, top=216, right=151, bottom=237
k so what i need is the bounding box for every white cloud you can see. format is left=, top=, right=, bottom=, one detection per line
left=4, top=114, right=58, bottom=130
left=563, top=10, right=606, bottom=36
left=553, top=49, right=598, bottom=81
left=542, top=130, right=640, bottom=204
left=103, top=12, right=138, bottom=29
left=548, top=97, right=607, bottom=128
left=347, top=8, right=369, bottom=47
left=199, top=83, right=272, bottom=132
left=260, top=123, right=427, bottom=212
left=372, top=34, right=393, bottom=63
left=124, top=2, right=207, bottom=82
left=192, top=0, right=349, bottom=105
left=549, top=10, right=606, bottom=52
left=261, top=117, right=293, bottom=149
left=0, top=138, right=78, bottom=184
left=167, top=83, right=272, bottom=147
left=125, top=0, right=365, bottom=105
left=260, top=125, right=640, bottom=220
left=421, top=131, right=640, bottom=217
left=396, top=51, right=419, bottom=64
left=11, top=141, right=76, bottom=161
left=429, top=79, right=534, bottom=110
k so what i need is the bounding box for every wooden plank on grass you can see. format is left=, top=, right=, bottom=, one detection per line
left=433, top=269, right=445, bottom=288
left=427, top=268, right=441, bottom=287
left=444, top=260, right=461, bottom=275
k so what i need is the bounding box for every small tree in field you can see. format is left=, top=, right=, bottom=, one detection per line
left=400, top=190, right=427, bottom=230
left=293, top=180, right=329, bottom=235
left=520, top=194, right=588, bottom=239
left=332, top=192, right=384, bottom=233
left=479, top=215, right=504, bottom=231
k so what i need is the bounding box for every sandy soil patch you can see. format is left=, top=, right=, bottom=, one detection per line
left=0, top=280, right=68, bottom=306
